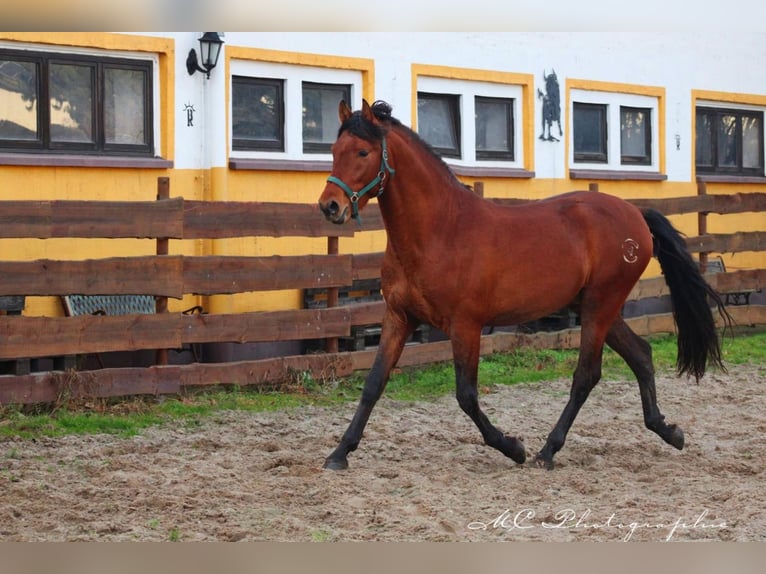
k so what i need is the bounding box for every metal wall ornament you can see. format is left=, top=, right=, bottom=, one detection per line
left=184, top=102, right=195, bottom=127
left=538, top=69, right=562, bottom=142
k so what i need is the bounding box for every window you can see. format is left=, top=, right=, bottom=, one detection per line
left=232, top=77, right=284, bottom=151
left=0, top=49, right=153, bottom=156
left=696, top=106, right=764, bottom=176
left=573, top=104, right=652, bottom=165
left=302, top=82, right=350, bottom=154
left=415, top=74, right=525, bottom=169
left=570, top=88, right=660, bottom=173
left=573, top=102, right=608, bottom=163
left=620, top=106, right=651, bottom=165
left=417, top=92, right=461, bottom=158
left=416, top=92, right=517, bottom=161
left=229, top=58, right=363, bottom=162
left=475, top=96, right=514, bottom=161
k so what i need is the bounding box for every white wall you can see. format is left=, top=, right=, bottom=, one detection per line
left=135, top=32, right=766, bottom=180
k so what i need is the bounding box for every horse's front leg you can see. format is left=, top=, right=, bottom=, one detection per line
left=452, top=322, right=526, bottom=464
left=323, top=307, right=414, bottom=470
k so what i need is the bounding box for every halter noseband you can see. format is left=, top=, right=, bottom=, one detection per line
left=326, top=138, right=395, bottom=223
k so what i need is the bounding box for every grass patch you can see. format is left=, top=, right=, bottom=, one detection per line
left=0, top=408, right=165, bottom=440
left=0, top=328, right=762, bottom=441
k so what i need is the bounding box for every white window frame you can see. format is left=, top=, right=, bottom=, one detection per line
left=570, top=89, right=660, bottom=172
left=229, top=60, right=362, bottom=161
left=416, top=76, right=524, bottom=170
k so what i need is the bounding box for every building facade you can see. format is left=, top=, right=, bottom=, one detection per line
left=1, top=32, right=764, bottom=318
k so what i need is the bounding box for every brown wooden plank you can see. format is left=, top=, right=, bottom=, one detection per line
left=627, top=276, right=670, bottom=301
left=628, top=269, right=766, bottom=302
left=397, top=339, right=454, bottom=366
left=183, top=201, right=357, bottom=239
left=183, top=254, right=352, bottom=294
left=0, top=372, right=66, bottom=405
left=352, top=252, right=384, bottom=280
left=685, top=232, right=766, bottom=254
left=354, top=203, right=385, bottom=231
left=0, top=313, right=182, bottom=360
left=0, top=305, right=357, bottom=360
left=707, top=269, right=766, bottom=294
left=180, top=306, right=352, bottom=344
left=0, top=256, right=184, bottom=297
left=177, top=354, right=357, bottom=388
left=0, top=355, right=357, bottom=405
left=629, top=192, right=766, bottom=216
left=0, top=368, right=183, bottom=405
left=347, top=300, right=386, bottom=326
left=493, top=193, right=766, bottom=217
left=0, top=198, right=183, bottom=239
left=2, top=306, right=765, bottom=405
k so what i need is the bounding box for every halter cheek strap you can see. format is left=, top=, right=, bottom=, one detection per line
left=326, top=138, right=395, bottom=224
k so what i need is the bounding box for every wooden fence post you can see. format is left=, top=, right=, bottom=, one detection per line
left=697, top=179, right=709, bottom=273
left=326, top=236, right=340, bottom=353
left=155, top=176, right=170, bottom=365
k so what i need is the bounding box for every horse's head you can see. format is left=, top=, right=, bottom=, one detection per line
left=318, top=99, right=395, bottom=224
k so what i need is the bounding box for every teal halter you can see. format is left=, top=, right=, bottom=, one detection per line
left=326, top=138, right=395, bottom=224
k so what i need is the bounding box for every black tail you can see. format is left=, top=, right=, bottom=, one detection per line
left=642, top=208, right=732, bottom=381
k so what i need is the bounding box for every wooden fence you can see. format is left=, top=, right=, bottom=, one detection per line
left=0, top=178, right=764, bottom=405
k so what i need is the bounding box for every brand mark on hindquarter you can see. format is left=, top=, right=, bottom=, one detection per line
left=622, top=238, right=639, bottom=263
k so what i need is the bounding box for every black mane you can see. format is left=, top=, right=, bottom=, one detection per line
left=337, top=101, right=389, bottom=141
left=339, top=100, right=469, bottom=189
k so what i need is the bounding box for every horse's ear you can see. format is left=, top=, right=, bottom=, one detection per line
left=361, top=99, right=376, bottom=123
left=339, top=100, right=353, bottom=123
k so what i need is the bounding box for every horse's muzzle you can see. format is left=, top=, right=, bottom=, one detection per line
left=318, top=199, right=348, bottom=224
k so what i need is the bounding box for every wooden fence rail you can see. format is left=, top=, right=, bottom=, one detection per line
left=0, top=178, right=764, bottom=404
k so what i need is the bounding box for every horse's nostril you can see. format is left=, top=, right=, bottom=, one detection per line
left=320, top=200, right=340, bottom=217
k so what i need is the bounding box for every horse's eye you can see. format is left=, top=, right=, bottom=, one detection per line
left=358, top=150, right=369, bottom=157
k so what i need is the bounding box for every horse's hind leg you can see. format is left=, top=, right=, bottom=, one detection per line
left=323, top=307, right=415, bottom=470
left=535, top=328, right=605, bottom=470
left=452, top=323, right=526, bottom=464
left=605, top=318, right=685, bottom=450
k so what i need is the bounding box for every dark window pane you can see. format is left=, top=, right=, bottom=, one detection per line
left=717, top=113, right=738, bottom=167
left=232, top=76, right=284, bottom=151
left=620, top=106, right=651, bottom=165
left=475, top=96, right=513, bottom=160
left=742, top=114, right=761, bottom=169
left=104, top=67, right=146, bottom=145
left=0, top=59, right=39, bottom=141
left=573, top=102, right=607, bottom=162
left=695, top=112, right=713, bottom=167
left=302, top=82, right=349, bottom=153
left=49, top=63, right=94, bottom=143
left=417, top=92, right=460, bottom=157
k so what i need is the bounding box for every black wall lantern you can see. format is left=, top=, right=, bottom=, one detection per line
left=186, top=32, right=224, bottom=79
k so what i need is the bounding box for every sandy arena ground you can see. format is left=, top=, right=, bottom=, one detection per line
left=1, top=364, right=764, bottom=542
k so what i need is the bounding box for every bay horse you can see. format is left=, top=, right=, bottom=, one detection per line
left=318, top=99, right=730, bottom=470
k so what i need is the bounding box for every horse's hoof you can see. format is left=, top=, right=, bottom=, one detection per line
left=534, top=454, right=555, bottom=471
left=667, top=425, right=685, bottom=450
left=323, top=457, right=349, bottom=471
left=501, top=436, right=527, bottom=464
